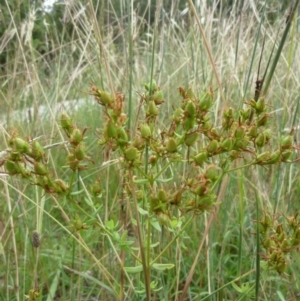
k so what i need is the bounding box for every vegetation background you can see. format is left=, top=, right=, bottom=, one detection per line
left=0, top=0, right=300, bottom=300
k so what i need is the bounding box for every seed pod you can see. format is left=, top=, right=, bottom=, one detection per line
left=34, top=162, right=48, bottom=175
left=31, top=140, right=45, bottom=161
left=221, top=137, right=233, bottom=151
left=124, top=146, right=138, bottom=161
left=157, top=189, right=168, bottom=203
left=194, top=151, right=208, bottom=167
left=281, top=150, right=293, bottom=161
left=140, top=124, right=152, bottom=139
left=116, top=128, right=128, bottom=147
left=173, top=108, right=184, bottom=124
left=256, top=113, right=269, bottom=127
left=205, top=164, right=220, bottom=181
left=170, top=190, right=182, bottom=205
left=280, top=135, right=292, bottom=150
left=91, top=180, right=101, bottom=196
left=74, top=145, right=86, bottom=160
left=184, top=132, right=198, bottom=146
left=149, top=155, right=158, bottom=166
left=255, top=151, right=271, bottom=164
left=166, top=138, right=177, bottom=153
left=32, top=230, right=41, bottom=248
left=248, top=126, right=258, bottom=138
left=234, top=137, right=249, bottom=150
left=239, top=108, right=251, bottom=121
left=98, top=90, right=114, bottom=107
left=157, top=212, right=170, bottom=226
left=234, top=127, right=245, bottom=139
left=256, top=97, right=266, bottom=114
left=153, top=90, right=164, bottom=105
left=53, top=179, right=69, bottom=193
left=147, top=101, right=158, bottom=116
left=70, top=128, right=83, bottom=146
left=14, top=137, right=30, bottom=154
left=207, top=139, right=218, bottom=154
left=255, top=130, right=270, bottom=147
left=199, top=92, right=213, bottom=111
left=182, top=117, right=195, bottom=131
left=194, top=183, right=207, bottom=196
left=106, top=120, right=117, bottom=138
left=185, top=101, right=196, bottom=117
left=264, top=150, right=281, bottom=164
left=60, top=113, right=73, bottom=131
left=276, top=259, right=287, bottom=274
left=5, top=160, right=19, bottom=175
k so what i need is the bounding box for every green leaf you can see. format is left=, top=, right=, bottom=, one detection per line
left=133, top=178, right=149, bottom=184
left=150, top=218, right=162, bottom=232
left=124, top=265, right=143, bottom=273
left=70, top=189, right=85, bottom=196
left=152, top=263, right=174, bottom=271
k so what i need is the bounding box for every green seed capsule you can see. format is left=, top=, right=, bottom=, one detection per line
left=74, top=145, right=86, bottom=160
left=140, top=124, right=152, bottom=139
left=185, top=101, right=196, bottom=117
left=280, top=135, right=293, bottom=150
left=205, top=164, right=220, bottom=181
left=207, top=140, right=218, bottom=154
left=157, top=189, right=168, bottom=203
left=14, top=137, right=30, bottom=154
left=106, top=121, right=117, bottom=138
left=166, top=138, right=177, bottom=153
left=124, top=146, right=138, bottom=161
left=34, top=162, right=48, bottom=175
left=221, top=138, right=233, bottom=151
left=60, top=113, right=72, bottom=130
left=194, top=151, right=208, bottom=167
left=184, top=132, right=198, bottom=146
left=5, top=160, right=19, bottom=175
left=147, top=101, right=159, bottom=116
left=199, top=92, right=213, bottom=111
left=281, top=150, right=293, bottom=161
left=117, top=128, right=128, bottom=147
left=70, top=128, right=83, bottom=145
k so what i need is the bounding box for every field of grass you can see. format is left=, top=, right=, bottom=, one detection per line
left=1, top=1, right=300, bottom=300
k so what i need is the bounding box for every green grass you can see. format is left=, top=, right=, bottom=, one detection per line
left=1, top=1, right=300, bottom=300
